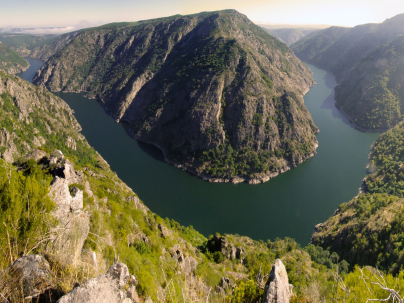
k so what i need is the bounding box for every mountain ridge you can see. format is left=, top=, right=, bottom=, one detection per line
left=33, top=9, right=319, bottom=184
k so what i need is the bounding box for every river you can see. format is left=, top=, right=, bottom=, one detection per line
left=18, top=58, right=380, bottom=244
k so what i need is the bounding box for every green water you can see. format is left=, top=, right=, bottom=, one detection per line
left=19, top=58, right=380, bottom=244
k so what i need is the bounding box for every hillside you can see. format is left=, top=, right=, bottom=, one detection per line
left=0, top=42, right=29, bottom=74
left=262, top=27, right=321, bottom=46
left=292, top=14, right=404, bottom=131
left=334, top=35, right=404, bottom=130
left=364, top=120, right=404, bottom=197
left=0, top=33, right=66, bottom=61
left=32, top=10, right=319, bottom=184
left=1, top=69, right=403, bottom=302
left=311, top=121, right=404, bottom=273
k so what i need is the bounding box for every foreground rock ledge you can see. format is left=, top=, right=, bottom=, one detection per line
left=57, top=263, right=138, bottom=303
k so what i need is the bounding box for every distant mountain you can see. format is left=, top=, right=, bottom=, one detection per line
left=0, top=33, right=72, bottom=61
left=292, top=14, right=404, bottom=131
left=291, top=26, right=350, bottom=62
left=33, top=10, right=318, bottom=184
left=0, top=42, right=29, bottom=74
left=261, top=27, right=322, bottom=46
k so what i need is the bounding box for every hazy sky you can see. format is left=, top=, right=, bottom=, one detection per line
left=1, top=0, right=404, bottom=29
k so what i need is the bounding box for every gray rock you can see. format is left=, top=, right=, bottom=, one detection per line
left=262, top=259, right=292, bottom=303
left=170, top=245, right=198, bottom=275
left=49, top=173, right=89, bottom=265
left=207, top=235, right=243, bottom=260
left=215, top=286, right=225, bottom=296
left=84, top=180, right=94, bottom=197
left=33, top=136, right=42, bottom=147
left=219, top=276, right=234, bottom=290
left=65, top=135, right=77, bottom=150
left=0, top=128, right=19, bottom=162
left=57, top=263, right=137, bottom=303
left=126, top=195, right=148, bottom=215
left=158, top=223, right=171, bottom=238
left=62, top=159, right=82, bottom=183
left=45, top=122, right=52, bottom=134
left=5, top=255, right=54, bottom=299
left=49, top=150, right=64, bottom=165
left=25, top=148, right=47, bottom=162
left=0, top=127, right=10, bottom=147
left=236, top=247, right=245, bottom=259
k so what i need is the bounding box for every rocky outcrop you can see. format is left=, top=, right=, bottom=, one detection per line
left=65, top=135, right=77, bottom=150
left=57, top=263, right=138, bottom=303
left=170, top=244, right=198, bottom=275
left=263, top=259, right=292, bottom=303
left=0, top=127, right=19, bottom=163
left=25, top=148, right=47, bottom=162
left=216, top=276, right=236, bottom=294
left=50, top=150, right=83, bottom=184
left=126, top=195, right=148, bottom=215
left=48, top=150, right=89, bottom=265
left=3, top=255, right=54, bottom=300
left=207, top=235, right=244, bottom=261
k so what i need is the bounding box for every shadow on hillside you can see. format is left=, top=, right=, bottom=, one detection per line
left=120, top=122, right=166, bottom=163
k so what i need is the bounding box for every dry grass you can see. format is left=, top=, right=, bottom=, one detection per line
left=0, top=254, right=96, bottom=303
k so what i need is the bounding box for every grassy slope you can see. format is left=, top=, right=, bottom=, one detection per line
left=0, top=67, right=403, bottom=302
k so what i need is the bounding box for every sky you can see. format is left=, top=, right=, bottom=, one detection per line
left=1, top=0, right=404, bottom=31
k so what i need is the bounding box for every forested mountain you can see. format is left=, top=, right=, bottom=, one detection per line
left=33, top=10, right=319, bottom=184
left=0, top=42, right=29, bottom=74
left=292, top=14, right=404, bottom=131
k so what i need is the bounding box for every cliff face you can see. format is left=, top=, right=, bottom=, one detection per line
left=0, top=42, right=29, bottom=74
left=292, top=14, right=404, bottom=131
left=33, top=10, right=318, bottom=183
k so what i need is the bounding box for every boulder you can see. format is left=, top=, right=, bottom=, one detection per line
left=4, top=255, right=54, bottom=299
left=57, top=263, right=138, bottom=303
left=262, top=259, right=292, bottom=303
